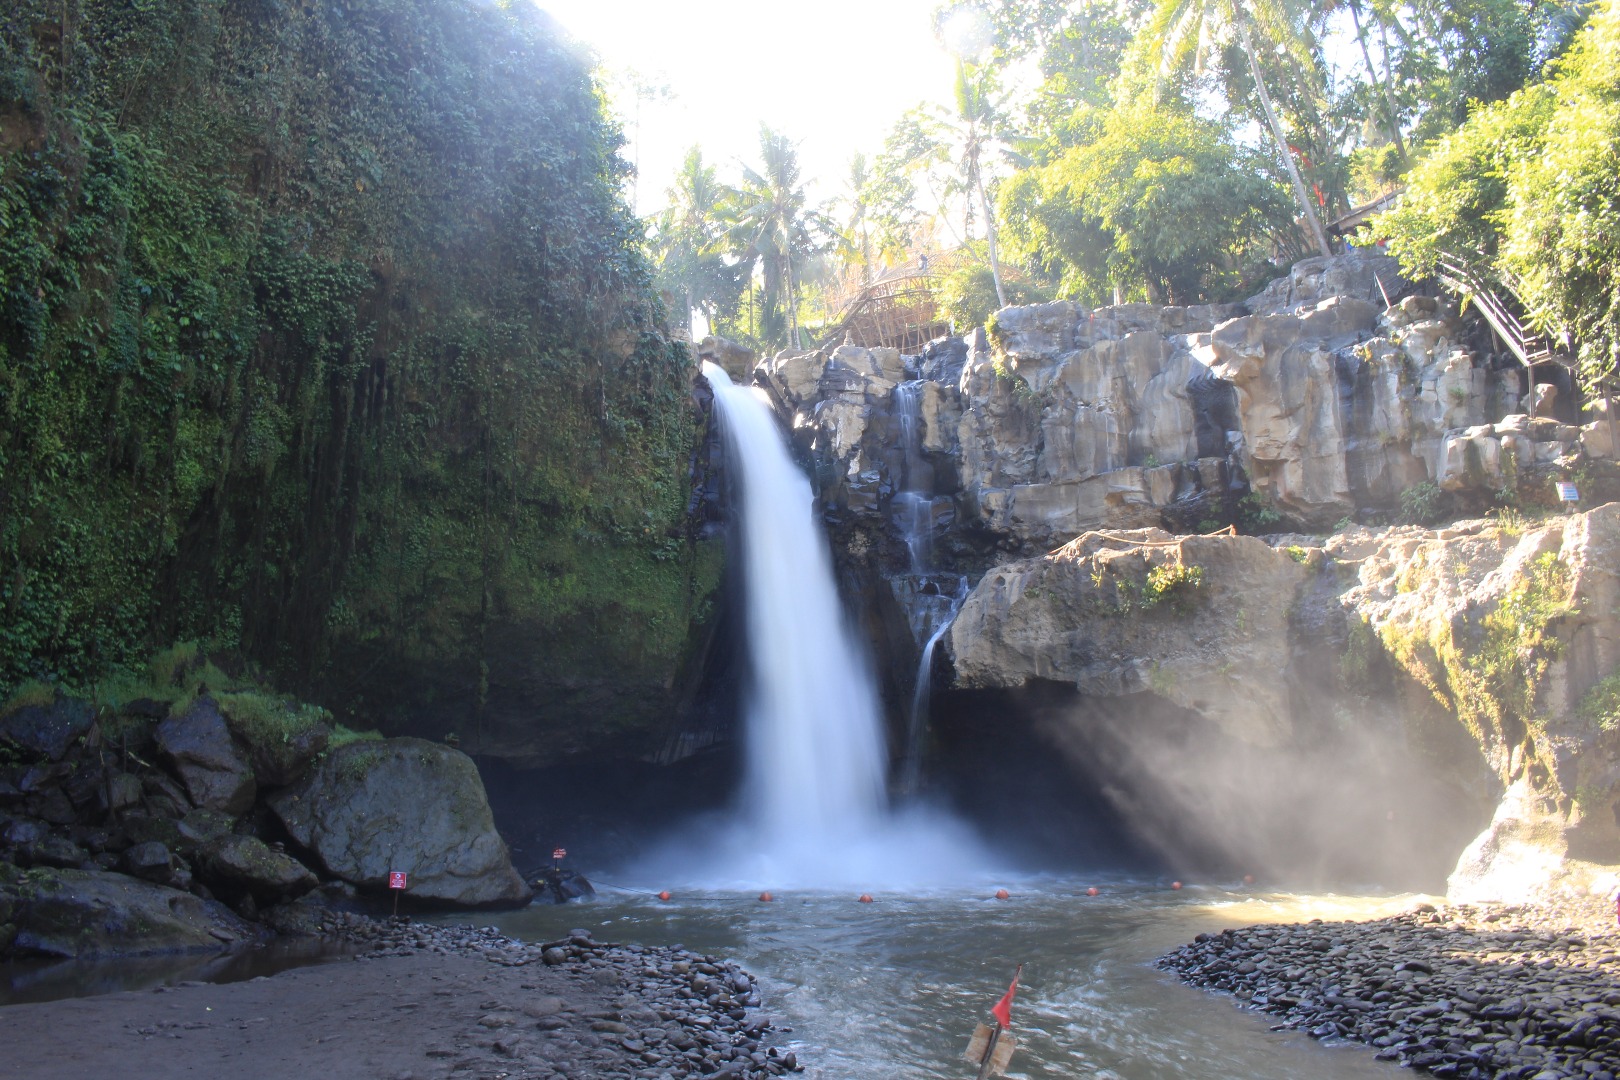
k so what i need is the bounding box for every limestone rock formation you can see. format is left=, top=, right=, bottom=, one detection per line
left=941, top=502, right=1620, bottom=900
left=736, top=253, right=1592, bottom=570
left=950, top=530, right=1307, bottom=746
left=1335, top=503, right=1620, bottom=900
left=271, top=738, right=531, bottom=907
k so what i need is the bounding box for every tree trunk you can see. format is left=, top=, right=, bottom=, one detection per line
left=1349, top=0, right=1407, bottom=166
left=785, top=253, right=799, bottom=350
left=1237, top=19, right=1333, bottom=259
left=973, top=156, right=1008, bottom=308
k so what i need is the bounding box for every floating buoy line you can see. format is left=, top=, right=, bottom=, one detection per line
left=576, top=879, right=1252, bottom=905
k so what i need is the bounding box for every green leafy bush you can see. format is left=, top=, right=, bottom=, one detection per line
left=1578, top=669, right=1620, bottom=733
left=1399, top=481, right=1445, bottom=525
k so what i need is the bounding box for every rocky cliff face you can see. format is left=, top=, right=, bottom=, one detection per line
left=0, top=0, right=719, bottom=765
left=759, top=253, right=1605, bottom=572
left=0, top=656, right=532, bottom=961
left=944, top=505, right=1620, bottom=899
left=720, top=252, right=1620, bottom=895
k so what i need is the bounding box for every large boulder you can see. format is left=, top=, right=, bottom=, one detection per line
left=197, top=834, right=318, bottom=903
left=154, top=697, right=256, bottom=814
left=0, top=865, right=266, bottom=958
left=215, top=693, right=332, bottom=788
left=270, top=738, right=530, bottom=907
left=0, top=695, right=95, bottom=762
left=948, top=529, right=1309, bottom=745
left=1339, top=502, right=1620, bottom=900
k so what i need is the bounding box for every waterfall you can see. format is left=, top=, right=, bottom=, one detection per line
left=684, top=362, right=985, bottom=888
left=889, top=380, right=966, bottom=795
left=896, top=577, right=967, bottom=796
left=702, top=363, right=888, bottom=860
left=893, top=382, right=933, bottom=572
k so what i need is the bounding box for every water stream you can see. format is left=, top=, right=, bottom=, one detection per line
left=890, top=378, right=967, bottom=794
left=471, top=879, right=1414, bottom=1079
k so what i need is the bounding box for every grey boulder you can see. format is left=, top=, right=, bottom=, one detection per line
left=270, top=738, right=530, bottom=908
left=154, top=697, right=256, bottom=814
left=1, top=866, right=266, bottom=958
left=0, top=696, right=95, bottom=762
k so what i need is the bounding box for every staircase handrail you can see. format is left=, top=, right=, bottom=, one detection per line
left=1433, top=251, right=1563, bottom=370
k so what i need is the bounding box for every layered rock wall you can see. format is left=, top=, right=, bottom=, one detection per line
left=714, top=252, right=1620, bottom=895
left=745, top=254, right=1607, bottom=575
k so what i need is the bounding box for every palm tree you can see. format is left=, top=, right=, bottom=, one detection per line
left=838, top=153, right=876, bottom=285
left=951, top=60, right=1012, bottom=307
left=1311, top=0, right=1407, bottom=166
left=1150, top=0, right=1334, bottom=257
left=650, top=147, right=739, bottom=337
left=899, top=61, right=1017, bottom=307
left=731, top=128, right=830, bottom=349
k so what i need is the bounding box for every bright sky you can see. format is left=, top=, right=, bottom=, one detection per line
left=532, top=0, right=959, bottom=216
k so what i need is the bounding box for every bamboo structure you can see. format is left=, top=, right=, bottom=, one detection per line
left=819, top=252, right=967, bottom=352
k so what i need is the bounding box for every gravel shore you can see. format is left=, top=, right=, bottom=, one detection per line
left=0, top=915, right=802, bottom=1080
left=1159, top=896, right=1620, bottom=1079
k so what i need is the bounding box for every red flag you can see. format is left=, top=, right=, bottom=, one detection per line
left=990, top=967, right=1021, bottom=1029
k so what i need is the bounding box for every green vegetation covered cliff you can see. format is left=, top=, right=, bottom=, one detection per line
left=0, top=0, right=719, bottom=762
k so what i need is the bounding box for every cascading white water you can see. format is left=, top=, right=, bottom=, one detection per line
left=702, top=362, right=888, bottom=857
left=897, top=576, right=968, bottom=796
left=889, top=380, right=968, bottom=795
left=892, top=382, right=933, bottom=572
left=682, top=362, right=986, bottom=888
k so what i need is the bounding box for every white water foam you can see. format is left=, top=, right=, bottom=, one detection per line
left=656, top=363, right=986, bottom=889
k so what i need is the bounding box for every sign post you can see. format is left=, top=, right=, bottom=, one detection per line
left=389, top=870, right=408, bottom=917
left=1557, top=481, right=1580, bottom=513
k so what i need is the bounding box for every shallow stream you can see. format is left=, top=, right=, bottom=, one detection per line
left=475, top=874, right=1417, bottom=1079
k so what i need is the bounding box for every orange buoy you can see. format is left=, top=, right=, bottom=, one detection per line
left=1086, top=887, right=1099, bottom=897
left=1171, top=881, right=1183, bottom=890
left=1242, top=874, right=1255, bottom=886
left=995, top=888, right=1010, bottom=900
left=858, top=893, right=874, bottom=903
left=657, top=890, right=672, bottom=901
left=759, top=891, right=774, bottom=903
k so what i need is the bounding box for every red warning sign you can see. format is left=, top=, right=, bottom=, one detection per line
left=552, top=847, right=567, bottom=861
left=388, top=871, right=408, bottom=890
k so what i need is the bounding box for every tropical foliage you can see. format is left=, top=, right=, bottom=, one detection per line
left=0, top=0, right=719, bottom=744
left=642, top=0, right=1606, bottom=344
left=1380, top=0, right=1620, bottom=398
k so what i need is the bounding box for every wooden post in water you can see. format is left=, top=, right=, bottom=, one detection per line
left=964, top=963, right=1022, bottom=1078
left=975, top=1024, right=1002, bottom=1080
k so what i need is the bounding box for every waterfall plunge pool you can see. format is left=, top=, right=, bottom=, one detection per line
left=458, top=877, right=1418, bottom=1079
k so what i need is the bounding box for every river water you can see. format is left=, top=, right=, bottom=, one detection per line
left=472, top=876, right=1415, bottom=1079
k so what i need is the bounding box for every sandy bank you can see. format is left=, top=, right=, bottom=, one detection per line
left=0, top=920, right=800, bottom=1080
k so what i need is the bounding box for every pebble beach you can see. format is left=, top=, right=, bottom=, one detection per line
left=1160, top=896, right=1620, bottom=1079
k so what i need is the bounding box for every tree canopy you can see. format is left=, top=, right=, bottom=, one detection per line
left=1380, top=0, right=1620, bottom=396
